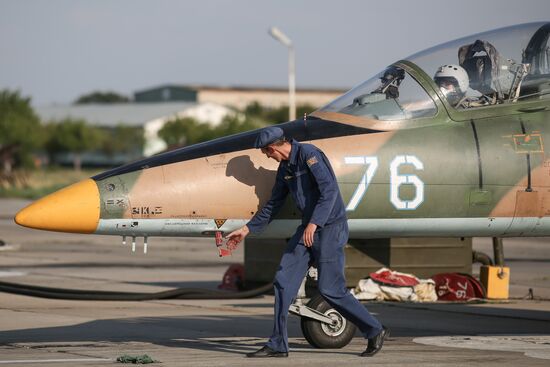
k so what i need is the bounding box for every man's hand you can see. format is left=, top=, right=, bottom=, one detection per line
left=302, top=223, right=318, bottom=247
left=226, top=225, right=250, bottom=244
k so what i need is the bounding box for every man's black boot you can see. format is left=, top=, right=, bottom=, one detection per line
left=246, top=346, right=288, bottom=358
left=360, top=326, right=389, bottom=357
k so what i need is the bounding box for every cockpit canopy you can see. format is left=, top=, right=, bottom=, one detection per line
left=314, top=22, right=550, bottom=123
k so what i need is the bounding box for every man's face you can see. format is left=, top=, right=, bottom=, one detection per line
left=261, top=145, right=283, bottom=162
left=436, top=77, right=458, bottom=95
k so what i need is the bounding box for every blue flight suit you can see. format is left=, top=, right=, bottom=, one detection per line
left=247, top=139, right=382, bottom=353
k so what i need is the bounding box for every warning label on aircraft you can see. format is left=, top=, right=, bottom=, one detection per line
left=513, top=133, right=543, bottom=153
left=214, top=219, right=227, bottom=228
left=106, top=198, right=126, bottom=207
left=132, top=206, right=163, bottom=216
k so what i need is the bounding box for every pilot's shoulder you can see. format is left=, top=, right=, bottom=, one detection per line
left=298, top=143, right=324, bottom=168
left=299, top=143, right=322, bottom=157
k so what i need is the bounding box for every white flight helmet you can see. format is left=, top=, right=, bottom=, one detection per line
left=434, top=64, right=469, bottom=94
left=434, top=64, right=469, bottom=105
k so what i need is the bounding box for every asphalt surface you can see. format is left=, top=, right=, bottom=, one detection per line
left=1, top=198, right=549, bottom=366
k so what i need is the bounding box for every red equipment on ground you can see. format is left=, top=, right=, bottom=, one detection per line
left=431, top=273, right=486, bottom=301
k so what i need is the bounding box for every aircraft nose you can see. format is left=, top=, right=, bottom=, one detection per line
left=14, top=178, right=100, bottom=233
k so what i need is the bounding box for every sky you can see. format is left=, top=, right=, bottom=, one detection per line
left=1, top=0, right=549, bottom=106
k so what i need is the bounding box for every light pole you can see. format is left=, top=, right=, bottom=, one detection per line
left=268, top=26, right=296, bottom=121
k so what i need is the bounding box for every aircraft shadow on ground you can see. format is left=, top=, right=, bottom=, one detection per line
left=0, top=315, right=323, bottom=355
left=1, top=303, right=549, bottom=355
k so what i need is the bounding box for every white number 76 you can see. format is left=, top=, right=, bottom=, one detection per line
left=344, top=155, right=424, bottom=211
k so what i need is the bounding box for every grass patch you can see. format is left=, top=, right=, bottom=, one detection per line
left=0, top=168, right=103, bottom=199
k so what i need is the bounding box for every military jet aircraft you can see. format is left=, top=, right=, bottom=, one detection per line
left=12, top=21, right=550, bottom=348
left=15, top=22, right=550, bottom=242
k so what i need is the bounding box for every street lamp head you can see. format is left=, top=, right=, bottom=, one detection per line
left=268, top=27, right=293, bottom=47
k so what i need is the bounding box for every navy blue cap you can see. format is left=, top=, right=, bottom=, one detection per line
left=254, top=126, right=285, bottom=148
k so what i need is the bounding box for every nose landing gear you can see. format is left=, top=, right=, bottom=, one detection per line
left=291, top=294, right=356, bottom=349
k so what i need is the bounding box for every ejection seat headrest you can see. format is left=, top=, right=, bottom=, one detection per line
left=458, top=39, right=502, bottom=97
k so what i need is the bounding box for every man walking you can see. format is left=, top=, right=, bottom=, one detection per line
left=226, top=126, right=388, bottom=358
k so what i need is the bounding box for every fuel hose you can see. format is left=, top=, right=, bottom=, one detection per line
left=0, top=280, right=273, bottom=301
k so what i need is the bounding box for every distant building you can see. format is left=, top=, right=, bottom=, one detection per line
left=134, top=86, right=198, bottom=103
left=35, top=84, right=346, bottom=167
left=134, top=84, right=346, bottom=110
left=36, top=102, right=234, bottom=163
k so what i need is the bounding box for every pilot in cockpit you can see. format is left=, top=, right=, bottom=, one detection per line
left=375, top=66, right=406, bottom=99
left=348, top=66, right=406, bottom=107
left=433, top=64, right=469, bottom=108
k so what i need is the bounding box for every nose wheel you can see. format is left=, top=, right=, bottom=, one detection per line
left=293, top=294, right=356, bottom=349
left=321, top=309, right=347, bottom=337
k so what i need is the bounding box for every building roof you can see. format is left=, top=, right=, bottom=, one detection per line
left=135, top=84, right=347, bottom=94
left=36, top=102, right=198, bottom=127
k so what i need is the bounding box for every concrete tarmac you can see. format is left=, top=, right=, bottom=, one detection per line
left=1, top=199, right=550, bottom=366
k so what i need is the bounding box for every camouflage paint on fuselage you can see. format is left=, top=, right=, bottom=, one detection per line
left=92, top=108, right=550, bottom=238
left=93, top=117, right=391, bottom=237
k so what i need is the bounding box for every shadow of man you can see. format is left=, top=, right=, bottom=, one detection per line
left=225, top=155, right=276, bottom=212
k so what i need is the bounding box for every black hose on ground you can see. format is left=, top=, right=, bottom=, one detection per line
left=0, top=280, right=273, bottom=301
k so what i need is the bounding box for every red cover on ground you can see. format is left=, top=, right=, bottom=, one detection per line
left=369, top=268, right=420, bottom=287
left=431, top=273, right=486, bottom=301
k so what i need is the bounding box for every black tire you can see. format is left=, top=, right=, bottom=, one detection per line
left=300, top=294, right=356, bottom=349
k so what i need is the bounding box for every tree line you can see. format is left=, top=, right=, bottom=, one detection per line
left=0, top=90, right=144, bottom=176
left=0, top=89, right=315, bottom=184
left=158, top=102, right=314, bottom=148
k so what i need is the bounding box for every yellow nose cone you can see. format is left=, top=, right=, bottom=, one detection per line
left=14, top=178, right=100, bottom=233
